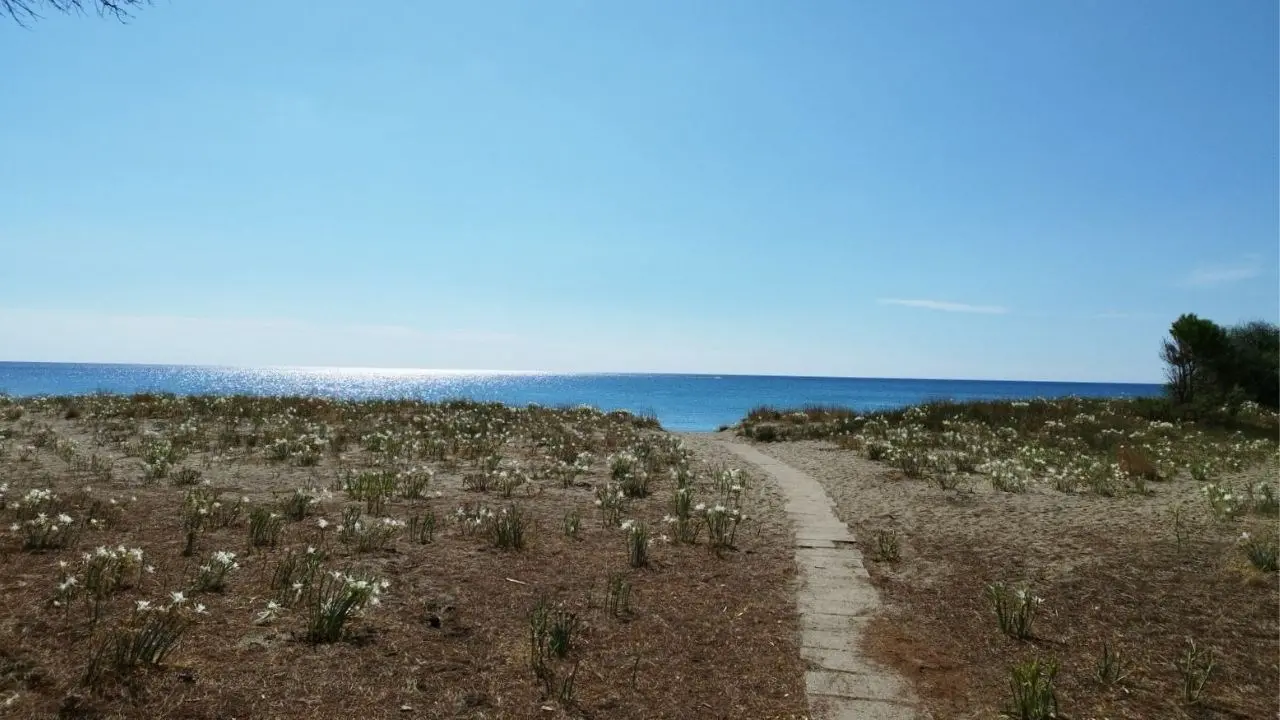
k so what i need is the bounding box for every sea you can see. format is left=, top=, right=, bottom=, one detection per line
left=0, top=362, right=1161, bottom=432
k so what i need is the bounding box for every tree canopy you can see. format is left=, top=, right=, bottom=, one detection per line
left=1161, top=313, right=1280, bottom=410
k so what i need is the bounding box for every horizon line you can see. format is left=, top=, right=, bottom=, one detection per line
left=0, top=359, right=1164, bottom=387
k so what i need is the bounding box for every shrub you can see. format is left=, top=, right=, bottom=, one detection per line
left=1116, top=444, right=1160, bottom=482
left=750, top=423, right=780, bottom=442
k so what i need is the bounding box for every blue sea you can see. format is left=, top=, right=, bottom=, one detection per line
left=0, top=362, right=1162, bottom=432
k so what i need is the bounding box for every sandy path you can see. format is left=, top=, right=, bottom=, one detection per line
left=711, top=436, right=923, bottom=720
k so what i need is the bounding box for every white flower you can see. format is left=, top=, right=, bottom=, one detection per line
left=317, top=518, right=329, bottom=529
left=144, top=565, right=156, bottom=574
left=57, top=513, right=73, bottom=525
left=135, top=600, right=152, bottom=612
left=169, top=591, right=187, bottom=606
left=195, top=603, right=208, bottom=615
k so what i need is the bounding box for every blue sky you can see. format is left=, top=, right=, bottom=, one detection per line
left=0, top=1, right=1275, bottom=382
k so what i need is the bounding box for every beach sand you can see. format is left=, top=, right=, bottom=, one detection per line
left=741, top=434, right=1279, bottom=719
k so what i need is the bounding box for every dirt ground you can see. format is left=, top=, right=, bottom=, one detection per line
left=748, top=437, right=1279, bottom=720
left=0, top=399, right=808, bottom=720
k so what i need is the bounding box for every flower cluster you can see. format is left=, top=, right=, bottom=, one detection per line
left=195, top=550, right=240, bottom=592
left=15, top=510, right=78, bottom=550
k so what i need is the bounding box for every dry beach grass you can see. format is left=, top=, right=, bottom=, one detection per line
left=737, top=399, right=1279, bottom=720
left=0, top=394, right=807, bottom=719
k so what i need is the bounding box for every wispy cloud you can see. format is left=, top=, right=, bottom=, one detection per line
left=1094, top=310, right=1157, bottom=320
left=1186, top=258, right=1263, bottom=287
left=877, top=298, right=1009, bottom=315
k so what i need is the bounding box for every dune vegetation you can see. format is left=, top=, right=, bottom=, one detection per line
left=0, top=393, right=805, bottom=719
left=734, top=395, right=1278, bottom=719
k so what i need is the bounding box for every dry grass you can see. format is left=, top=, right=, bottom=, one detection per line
left=0, top=394, right=806, bottom=719
left=741, top=398, right=1279, bottom=720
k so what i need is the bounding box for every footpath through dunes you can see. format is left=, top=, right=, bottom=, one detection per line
left=694, top=433, right=924, bottom=720
left=732, top=399, right=1280, bottom=720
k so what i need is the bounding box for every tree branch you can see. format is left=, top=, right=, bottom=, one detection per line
left=2, top=0, right=151, bottom=25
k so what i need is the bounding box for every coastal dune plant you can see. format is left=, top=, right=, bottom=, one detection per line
left=491, top=505, right=529, bottom=550
left=248, top=507, right=285, bottom=550
left=194, top=550, right=239, bottom=592
left=594, top=483, right=626, bottom=528
left=871, top=529, right=900, bottom=562
left=1240, top=530, right=1278, bottom=572
left=1095, top=641, right=1131, bottom=687
left=408, top=510, right=436, bottom=543
left=528, top=597, right=582, bottom=704
left=304, top=571, right=388, bottom=643
left=19, top=511, right=79, bottom=550
left=1176, top=639, right=1215, bottom=705
left=621, top=519, right=649, bottom=567
left=1004, top=656, right=1059, bottom=720
left=605, top=573, right=631, bottom=617
left=84, top=593, right=202, bottom=688
left=271, top=547, right=326, bottom=605
left=987, top=582, right=1041, bottom=640
left=562, top=509, right=581, bottom=539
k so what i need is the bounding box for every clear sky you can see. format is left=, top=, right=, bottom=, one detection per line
left=1, top=1, right=1276, bottom=382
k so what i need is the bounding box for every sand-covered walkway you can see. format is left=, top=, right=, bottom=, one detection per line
left=715, top=437, right=922, bottom=720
